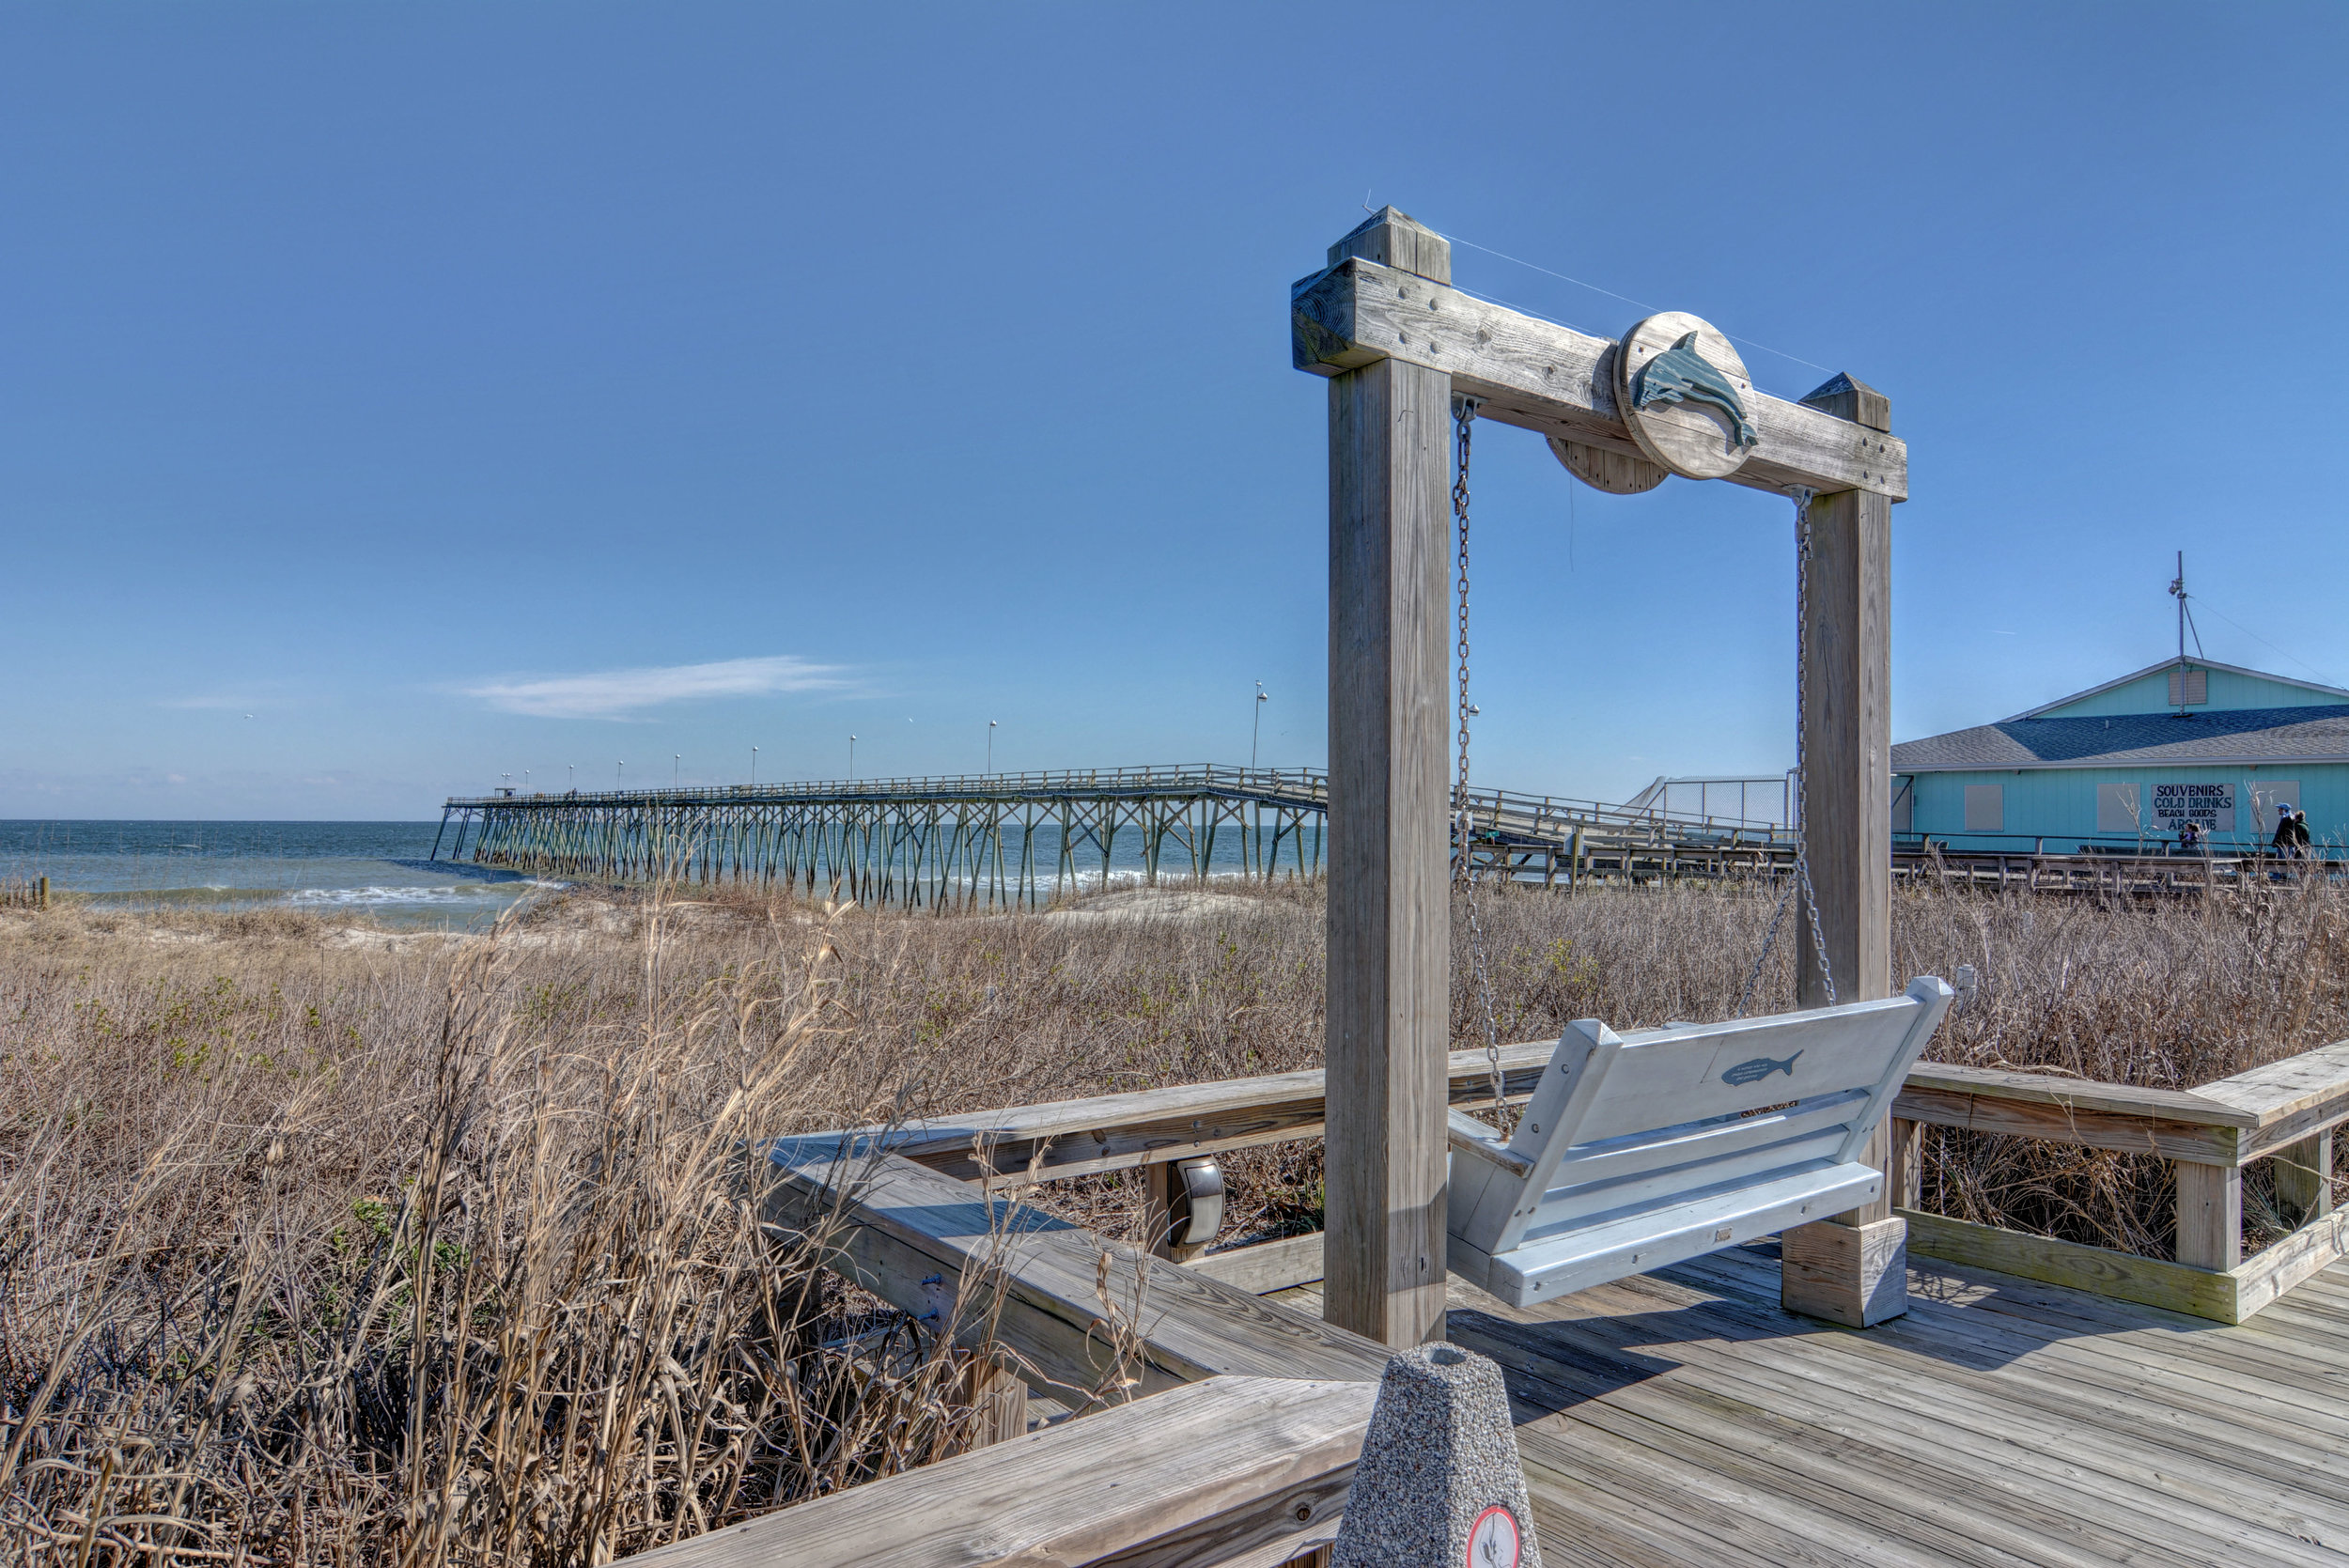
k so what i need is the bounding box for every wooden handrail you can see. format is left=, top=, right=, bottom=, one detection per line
left=871, top=1036, right=2349, bottom=1185
left=623, top=1375, right=1368, bottom=1568
left=763, top=1138, right=1389, bottom=1397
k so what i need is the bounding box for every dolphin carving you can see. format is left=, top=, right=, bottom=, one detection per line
left=1633, top=332, right=1760, bottom=450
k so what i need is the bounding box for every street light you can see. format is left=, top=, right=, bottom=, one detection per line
left=988, top=719, right=997, bottom=775
left=1251, top=682, right=1269, bottom=770
left=523, top=768, right=530, bottom=795
left=752, top=746, right=758, bottom=787
left=674, top=753, right=681, bottom=790
left=568, top=763, right=574, bottom=792
left=617, top=761, right=625, bottom=788
left=849, top=735, right=858, bottom=780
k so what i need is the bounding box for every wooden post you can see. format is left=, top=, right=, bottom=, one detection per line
left=1320, top=210, right=1454, bottom=1349
left=943, top=1351, right=1029, bottom=1456
left=1889, top=1116, right=1922, bottom=1210
left=2274, top=1130, right=2335, bottom=1227
left=2176, top=1160, right=2243, bottom=1271
left=1783, top=373, right=1905, bottom=1327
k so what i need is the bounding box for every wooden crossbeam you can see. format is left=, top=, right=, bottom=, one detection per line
left=624, top=1374, right=1370, bottom=1568
left=763, top=1139, right=1390, bottom=1400
left=1291, top=257, right=1907, bottom=502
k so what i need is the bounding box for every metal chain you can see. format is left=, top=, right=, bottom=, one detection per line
left=1454, top=396, right=1480, bottom=828
left=1791, top=489, right=1838, bottom=1006
left=1452, top=395, right=1512, bottom=1136
left=1738, top=489, right=1839, bottom=1012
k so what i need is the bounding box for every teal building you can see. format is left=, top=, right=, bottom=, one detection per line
left=1891, top=658, right=2349, bottom=854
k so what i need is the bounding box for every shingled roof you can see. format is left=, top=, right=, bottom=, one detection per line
left=1892, top=705, right=2349, bottom=772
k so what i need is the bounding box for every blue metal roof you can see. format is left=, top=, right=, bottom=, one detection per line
left=1892, top=704, right=2349, bottom=772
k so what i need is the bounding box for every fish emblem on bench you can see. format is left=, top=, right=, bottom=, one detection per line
left=1633, top=332, right=1760, bottom=450
left=1721, top=1050, right=1802, bottom=1086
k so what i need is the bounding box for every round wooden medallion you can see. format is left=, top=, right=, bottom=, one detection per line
left=1612, top=312, right=1760, bottom=480
left=1548, top=436, right=1668, bottom=494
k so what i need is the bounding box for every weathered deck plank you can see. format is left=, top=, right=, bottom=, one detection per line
left=1464, top=1248, right=2349, bottom=1564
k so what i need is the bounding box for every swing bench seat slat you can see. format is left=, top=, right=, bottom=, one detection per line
left=1446, top=977, right=1955, bottom=1308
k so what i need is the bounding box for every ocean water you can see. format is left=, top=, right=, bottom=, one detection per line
left=0, top=821, right=553, bottom=929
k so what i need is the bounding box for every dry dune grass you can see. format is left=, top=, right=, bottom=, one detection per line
left=3, top=873, right=2345, bottom=1561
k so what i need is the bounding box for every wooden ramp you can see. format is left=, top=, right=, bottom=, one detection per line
left=1271, top=1248, right=2349, bottom=1567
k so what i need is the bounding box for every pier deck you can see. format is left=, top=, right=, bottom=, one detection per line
left=1268, top=1246, right=2349, bottom=1567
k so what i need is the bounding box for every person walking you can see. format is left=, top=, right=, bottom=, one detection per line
left=2286, top=807, right=2313, bottom=859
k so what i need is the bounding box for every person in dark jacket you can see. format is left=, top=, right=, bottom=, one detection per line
left=2273, top=806, right=2311, bottom=858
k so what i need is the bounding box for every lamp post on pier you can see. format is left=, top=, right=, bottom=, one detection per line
left=674, top=754, right=681, bottom=791
left=1252, top=682, right=1269, bottom=770
left=752, top=746, right=758, bottom=787
left=849, top=736, right=857, bottom=781
left=988, top=720, right=997, bottom=775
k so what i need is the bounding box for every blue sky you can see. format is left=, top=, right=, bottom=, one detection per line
left=4, top=3, right=2344, bottom=819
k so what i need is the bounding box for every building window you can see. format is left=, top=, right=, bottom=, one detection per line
left=2096, top=782, right=2141, bottom=833
left=2168, top=667, right=2209, bottom=706
left=1965, top=784, right=2004, bottom=833
left=1891, top=779, right=1913, bottom=831
left=2258, top=781, right=2300, bottom=832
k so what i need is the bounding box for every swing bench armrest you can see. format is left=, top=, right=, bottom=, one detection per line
left=1447, top=1108, right=1533, bottom=1179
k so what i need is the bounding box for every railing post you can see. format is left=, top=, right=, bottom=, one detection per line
left=2175, top=1160, right=2243, bottom=1271
left=2273, top=1131, right=2334, bottom=1227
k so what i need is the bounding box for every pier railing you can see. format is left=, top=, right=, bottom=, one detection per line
left=436, top=764, right=1801, bottom=905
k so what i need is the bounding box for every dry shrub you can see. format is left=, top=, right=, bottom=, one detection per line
left=0, top=899, right=1014, bottom=1565
left=8, top=868, right=2348, bottom=1561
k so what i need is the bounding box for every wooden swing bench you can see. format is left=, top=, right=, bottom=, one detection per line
left=1447, top=976, right=1955, bottom=1306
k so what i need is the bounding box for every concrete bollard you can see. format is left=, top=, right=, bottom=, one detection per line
left=1331, top=1343, right=1542, bottom=1568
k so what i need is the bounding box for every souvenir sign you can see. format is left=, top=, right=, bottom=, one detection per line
left=1467, top=1504, right=1524, bottom=1568
left=1548, top=435, right=1667, bottom=494
left=1613, top=312, right=1760, bottom=480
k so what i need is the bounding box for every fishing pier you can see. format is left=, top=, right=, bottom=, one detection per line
left=433, top=764, right=1798, bottom=907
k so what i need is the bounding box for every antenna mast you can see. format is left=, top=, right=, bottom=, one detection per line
left=2170, top=550, right=2186, bottom=667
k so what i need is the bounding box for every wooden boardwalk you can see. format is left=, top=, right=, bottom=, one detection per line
left=1271, top=1246, right=2349, bottom=1567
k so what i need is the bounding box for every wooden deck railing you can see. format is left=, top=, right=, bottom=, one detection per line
left=620, top=1031, right=2349, bottom=1566
left=877, top=1031, right=2349, bottom=1324
left=1890, top=1042, right=2349, bottom=1322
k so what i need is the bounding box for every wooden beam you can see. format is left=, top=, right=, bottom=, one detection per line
left=1891, top=1079, right=2244, bottom=1166
left=883, top=1046, right=1555, bottom=1188
left=2195, top=1037, right=2349, bottom=1157
left=2271, top=1129, right=2335, bottom=1226
left=1291, top=258, right=1907, bottom=502
left=2176, top=1159, right=2243, bottom=1271
left=1323, top=215, right=1454, bottom=1351
left=1184, top=1231, right=1328, bottom=1296
left=621, top=1375, right=1373, bottom=1568
left=1897, top=1208, right=2242, bottom=1322
left=1899, top=1062, right=2257, bottom=1128
left=763, top=1139, right=1389, bottom=1400
left=1794, top=477, right=1895, bottom=1236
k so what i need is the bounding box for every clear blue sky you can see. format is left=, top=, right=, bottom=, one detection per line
left=5, top=3, right=2343, bottom=819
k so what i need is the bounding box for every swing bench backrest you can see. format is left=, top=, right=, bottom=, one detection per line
left=1446, top=976, right=1954, bottom=1308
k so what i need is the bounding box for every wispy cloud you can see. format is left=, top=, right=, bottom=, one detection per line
left=163, top=692, right=267, bottom=710
left=459, top=655, right=849, bottom=720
